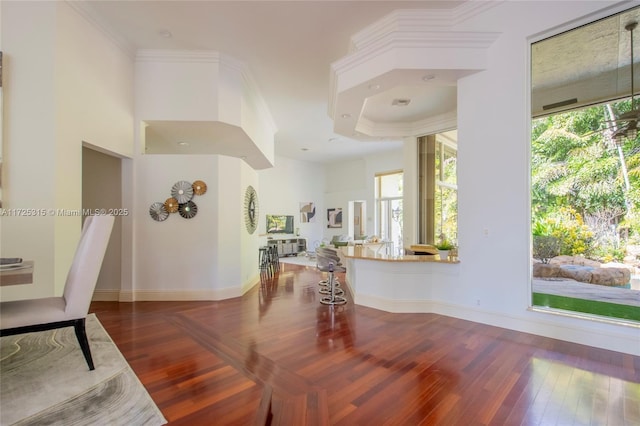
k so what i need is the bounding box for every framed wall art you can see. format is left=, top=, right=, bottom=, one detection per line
left=327, top=208, right=342, bottom=228
left=299, top=202, right=316, bottom=223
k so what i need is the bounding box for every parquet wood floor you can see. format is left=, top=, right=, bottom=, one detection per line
left=90, top=263, right=640, bottom=425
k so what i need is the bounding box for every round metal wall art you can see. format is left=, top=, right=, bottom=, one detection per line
left=164, top=197, right=179, bottom=213
left=149, top=202, right=169, bottom=222
left=171, top=180, right=194, bottom=204
left=192, top=180, right=207, bottom=195
left=178, top=201, right=198, bottom=219
left=244, top=185, right=258, bottom=234
left=152, top=179, right=207, bottom=222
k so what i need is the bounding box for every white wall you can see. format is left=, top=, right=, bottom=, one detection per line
left=257, top=156, right=326, bottom=250
left=439, top=1, right=639, bottom=354
left=240, top=161, right=261, bottom=291
left=334, top=1, right=638, bottom=355
left=135, top=50, right=275, bottom=169
left=82, top=147, right=122, bottom=297
left=206, top=157, right=260, bottom=294
left=129, top=152, right=260, bottom=300
left=0, top=1, right=133, bottom=301
left=0, top=2, right=57, bottom=302
left=133, top=48, right=270, bottom=299
left=135, top=53, right=221, bottom=122
left=1, top=0, right=636, bottom=355
left=324, top=150, right=404, bottom=242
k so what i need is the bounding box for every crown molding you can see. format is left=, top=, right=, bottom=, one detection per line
left=349, top=9, right=455, bottom=52
left=452, top=0, right=506, bottom=26
left=411, top=111, right=458, bottom=136
left=334, top=31, right=500, bottom=79
left=329, top=6, right=501, bottom=139
left=356, top=110, right=457, bottom=139
left=65, top=1, right=135, bottom=58
left=348, top=6, right=504, bottom=54
left=241, top=69, right=278, bottom=135
left=329, top=27, right=500, bottom=117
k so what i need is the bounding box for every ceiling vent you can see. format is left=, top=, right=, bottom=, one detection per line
left=392, top=98, right=411, bottom=107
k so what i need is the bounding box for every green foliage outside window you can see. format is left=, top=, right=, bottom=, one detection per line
left=531, top=101, right=640, bottom=262
left=435, top=142, right=458, bottom=244
left=533, top=207, right=593, bottom=257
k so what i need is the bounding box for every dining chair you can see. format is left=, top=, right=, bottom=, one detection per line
left=0, top=214, right=115, bottom=371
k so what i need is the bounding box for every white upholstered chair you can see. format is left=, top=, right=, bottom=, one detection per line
left=0, top=214, right=115, bottom=371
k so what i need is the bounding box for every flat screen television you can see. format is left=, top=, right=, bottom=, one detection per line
left=266, top=214, right=294, bottom=234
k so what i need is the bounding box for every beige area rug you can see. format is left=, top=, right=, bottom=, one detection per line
left=0, top=314, right=166, bottom=426
left=278, top=254, right=318, bottom=268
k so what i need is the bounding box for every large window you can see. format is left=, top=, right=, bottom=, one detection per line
left=375, top=171, right=403, bottom=254
left=418, top=131, right=458, bottom=246
left=531, top=7, right=640, bottom=323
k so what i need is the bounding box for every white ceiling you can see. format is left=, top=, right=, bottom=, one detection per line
left=80, top=1, right=640, bottom=164
left=80, top=0, right=465, bottom=164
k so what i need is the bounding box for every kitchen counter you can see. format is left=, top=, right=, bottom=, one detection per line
left=341, top=245, right=459, bottom=263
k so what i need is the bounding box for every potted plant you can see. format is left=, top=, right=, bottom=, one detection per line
left=435, top=238, right=455, bottom=261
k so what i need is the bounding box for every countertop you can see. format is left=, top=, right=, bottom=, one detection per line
left=340, top=246, right=459, bottom=263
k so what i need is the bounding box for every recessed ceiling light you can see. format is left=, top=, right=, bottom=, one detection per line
left=158, top=29, right=173, bottom=38
left=341, top=113, right=351, bottom=119
left=368, top=83, right=381, bottom=90
left=301, top=147, right=309, bottom=151
left=177, top=141, right=189, bottom=146
left=392, top=98, right=411, bottom=107
left=422, top=74, right=436, bottom=81
left=328, top=137, right=338, bottom=142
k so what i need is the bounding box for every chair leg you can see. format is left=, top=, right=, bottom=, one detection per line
left=73, top=318, right=95, bottom=371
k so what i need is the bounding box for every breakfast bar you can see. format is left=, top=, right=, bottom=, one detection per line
left=340, top=246, right=460, bottom=313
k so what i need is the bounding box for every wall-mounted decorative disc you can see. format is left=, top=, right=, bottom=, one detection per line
left=192, top=180, right=207, bottom=195
left=171, top=180, right=194, bottom=204
left=164, top=197, right=179, bottom=213
left=149, top=202, right=169, bottom=222
left=244, top=185, right=258, bottom=234
left=178, top=201, right=198, bottom=219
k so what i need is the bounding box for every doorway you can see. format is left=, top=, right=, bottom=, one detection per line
left=82, top=146, right=122, bottom=299
left=352, top=201, right=366, bottom=240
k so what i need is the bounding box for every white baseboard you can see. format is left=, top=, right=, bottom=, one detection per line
left=92, top=289, right=121, bottom=301
left=117, top=287, right=243, bottom=302
left=94, top=278, right=261, bottom=303
left=242, top=274, right=261, bottom=294
left=354, top=293, right=435, bottom=313
left=354, top=293, right=640, bottom=356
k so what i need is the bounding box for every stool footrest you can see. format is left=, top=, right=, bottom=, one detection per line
left=320, top=296, right=347, bottom=305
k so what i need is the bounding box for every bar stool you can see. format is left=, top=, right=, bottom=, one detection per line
left=316, top=247, right=342, bottom=288
left=316, top=249, right=344, bottom=296
left=316, top=252, right=347, bottom=305
left=268, top=245, right=280, bottom=272
left=259, top=246, right=270, bottom=271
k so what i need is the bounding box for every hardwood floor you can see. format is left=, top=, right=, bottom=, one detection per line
left=90, top=263, right=640, bottom=425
